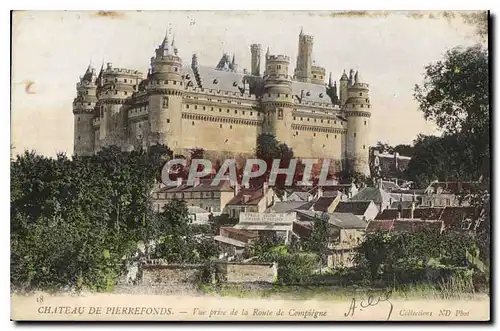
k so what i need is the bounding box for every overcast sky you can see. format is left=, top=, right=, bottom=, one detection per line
left=11, top=10, right=484, bottom=157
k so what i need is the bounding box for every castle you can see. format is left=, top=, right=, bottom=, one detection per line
left=72, top=28, right=372, bottom=175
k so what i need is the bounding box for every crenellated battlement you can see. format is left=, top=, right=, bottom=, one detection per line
left=184, top=85, right=258, bottom=100
left=267, top=55, right=290, bottom=62
left=311, top=66, right=326, bottom=74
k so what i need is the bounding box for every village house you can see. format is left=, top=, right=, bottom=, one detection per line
left=225, top=182, right=277, bottom=219
left=333, top=200, right=379, bottom=221
left=152, top=178, right=236, bottom=214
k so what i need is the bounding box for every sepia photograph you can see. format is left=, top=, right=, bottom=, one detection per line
left=9, top=9, right=490, bottom=322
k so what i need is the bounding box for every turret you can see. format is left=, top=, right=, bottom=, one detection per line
left=311, top=64, right=326, bottom=85
left=96, top=62, right=142, bottom=150
left=345, top=70, right=371, bottom=176
left=262, top=54, right=294, bottom=143
left=339, top=70, right=349, bottom=105
left=73, top=64, right=98, bottom=156
left=147, top=29, right=184, bottom=151
left=326, top=72, right=339, bottom=104
left=250, top=43, right=261, bottom=76
left=294, top=29, right=314, bottom=83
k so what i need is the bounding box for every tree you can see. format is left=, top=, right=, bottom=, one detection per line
left=304, top=215, right=330, bottom=268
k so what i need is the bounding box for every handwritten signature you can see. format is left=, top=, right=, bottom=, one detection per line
left=344, top=290, right=394, bottom=321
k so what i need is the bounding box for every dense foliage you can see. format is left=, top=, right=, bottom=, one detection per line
left=10, top=146, right=216, bottom=292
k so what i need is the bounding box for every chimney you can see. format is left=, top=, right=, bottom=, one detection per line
left=317, top=186, right=323, bottom=198
left=410, top=202, right=416, bottom=219
left=176, top=177, right=183, bottom=187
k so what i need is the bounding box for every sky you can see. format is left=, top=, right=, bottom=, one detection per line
left=11, top=10, right=485, bottom=157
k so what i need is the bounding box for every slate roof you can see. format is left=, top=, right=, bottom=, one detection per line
left=425, top=181, right=482, bottom=195
left=267, top=201, right=311, bottom=213
left=288, top=191, right=312, bottom=201
left=157, top=178, right=234, bottom=193
left=182, top=65, right=335, bottom=104
left=312, top=197, right=337, bottom=212
left=334, top=201, right=372, bottom=216
left=329, top=212, right=368, bottom=229
left=350, top=187, right=392, bottom=205
left=390, top=200, right=416, bottom=209
left=366, top=220, right=393, bottom=232
left=375, top=207, right=445, bottom=220
left=226, top=185, right=267, bottom=206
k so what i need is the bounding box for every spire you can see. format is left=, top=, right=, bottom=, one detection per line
left=232, top=53, right=235, bottom=65
left=340, top=69, right=348, bottom=81
left=266, top=46, right=270, bottom=56
left=354, top=70, right=361, bottom=83
left=162, top=28, right=169, bottom=47
left=328, top=72, right=333, bottom=87
left=300, top=26, right=303, bottom=36
left=171, top=34, right=178, bottom=55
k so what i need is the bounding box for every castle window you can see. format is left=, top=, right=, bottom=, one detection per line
left=354, top=133, right=357, bottom=137
left=361, top=104, right=363, bottom=108
left=364, top=120, right=367, bottom=125
left=293, top=117, right=296, bottom=120
left=104, top=79, right=108, bottom=83
left=368, top=105, right=370, bottom=108
left=359, top=92, right=362, bottom=96
left=321, top=119, right=323, bottom=123
left=314, top=119, right=317, bottom=122
left=307, top=118, right=310, bottom=121
left=366, top=98, right=369, bottom=102
left=230, top=125, right=233, bottom=129
left=326, top=134, right=329, bottom=138
left=334, top=121, right=336, bottom=124
left=235, top=110, right=237, bottom=114
left=156, top=80, right=160, bottom=84
left=250, top=112, right=253, bottom=116
left=313, top=133, right=316, bottom=137
left=115, top=78, right=118, bottom=82
left=77, top=116, right=80, bottom=122
left=219, top=108, right=222, bottom=112
left=133, top=85, right=137, bottom=90
left=194, top=105, right=198, bottom=110
left=163, top=97, right=169, bottom=108
left=114, top=91, right=118, bottom=95
left=313, top=75, right=317, bottom=78
left=363, top=145, right=366, bottom=149
left=300, top=117, right=303, bottom=121
left=277, top=65, right=281, bottom=70
left=243, top=111, right=245, bottom=115
left=286, top=94, right=289, bottom=98
left=88, top=102, right=91, bottom=106
left=186, top=104, right=190, bottom=109
left=211, top=107, right=214, bottom=111
left=296, top=131, right=298, bottom=136
left=77, top=136, right=81, bottom=141
left=335, top=135, right=337, bottom=139
left=173, top=81, right=177, bottom=85
left=124, top=91, right=128, bottom=95
left=203, top=106, right=206, bottom=110
left=227, top=109, right=229, bottom=113
left=124, top=79, right=127, bottom=83
left=167, top=119, right=170, bottom=123
left=268, top=93, right=271, bottom=97
left=277, top=93, right=280, bottom=97
left=192, top=121, right=195, bottom=126
left=220, top=124, right=222, bottom=128
left=174, top=67, right=178, bottom=72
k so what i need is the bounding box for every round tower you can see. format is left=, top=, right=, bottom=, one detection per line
left=311, top=65, right=326, bottom=85
left=73, top=65, right=98, bottom=156
left=147, top=31, right=184, bottom=152
left=97, top=62, right=142, bottom=149
left=262, top=54, right=294, bottom=144
left=345, top=71, right=371, bottom=176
